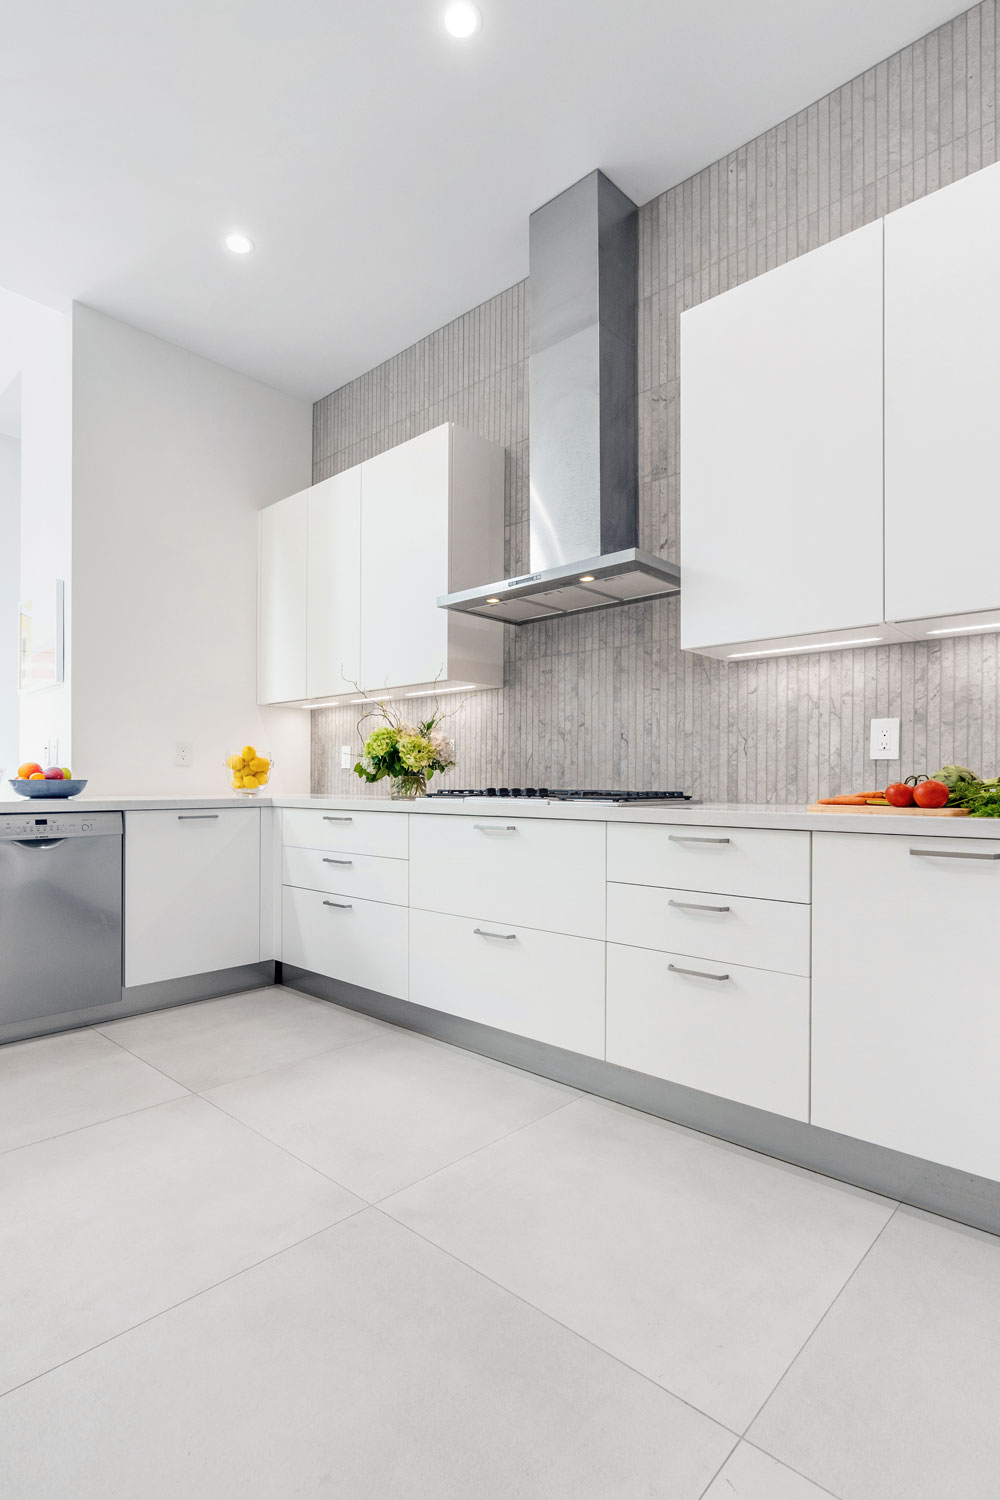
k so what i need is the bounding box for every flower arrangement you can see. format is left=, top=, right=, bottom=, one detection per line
left=353, top=702, right=457, bottom=798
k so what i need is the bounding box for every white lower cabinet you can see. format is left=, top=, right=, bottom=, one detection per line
left=607, top=882, right=810, bottom=976
left=409, top=909, right=606, bottom=1058
left=125, top=809, right=261, bottom=988
left=409, top=815, right=606, bottom=938
left=281, top=846, right=408, bottom=907
left=606, top=943, right=810, bottom=1120
left=812, top=831, right=1000, bottom=1180
left=282, top=885, right=408, bottom=1000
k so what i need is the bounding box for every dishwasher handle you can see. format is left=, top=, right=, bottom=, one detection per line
left=11, top=838, right=67, bottom=850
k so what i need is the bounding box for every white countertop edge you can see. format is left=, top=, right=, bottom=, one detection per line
left=4, top=792, right=997, bottom=837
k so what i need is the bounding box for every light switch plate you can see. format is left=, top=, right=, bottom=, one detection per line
left=340, top=744, right=352, bottom=770
left=870, top=718, right=900, bottom=760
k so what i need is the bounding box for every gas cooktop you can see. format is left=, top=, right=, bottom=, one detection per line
left=426, top=788, right=693, bottom=804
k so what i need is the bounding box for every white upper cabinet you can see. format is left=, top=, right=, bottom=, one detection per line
left=680, top=221, right=886, bottom=659
left=258, top=489, right=308, bottom=704
left=885, top=161, right=1000, bottom=633
left=259, top=422, right=504, bottom=705
left=307, top=468, right=361, bottom=698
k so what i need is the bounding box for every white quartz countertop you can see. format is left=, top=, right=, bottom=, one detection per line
left=3, top=790, right=998, bottom=838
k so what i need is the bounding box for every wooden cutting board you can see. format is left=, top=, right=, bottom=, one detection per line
left=807, top=803, right=970, bottom=816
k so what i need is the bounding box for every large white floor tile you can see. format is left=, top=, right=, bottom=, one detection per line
left=703, top=1443, right=839, bottom=1498
left=96, top=987, right=389, bottom=1091
left=0, top=1211, right=735, bottom=1500
left=204, top=1027, right=577, bottom=1200
left=750, top=1206, right=1000, bottom=1500
left=383, top=1097, right=896, bottom=1430
left=0, top=1094, right=361, bottom=1394
left=0, top=1027, right=187, bottom=1153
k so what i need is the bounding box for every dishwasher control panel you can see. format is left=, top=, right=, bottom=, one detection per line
left=0, top=812, right=123, bottom=840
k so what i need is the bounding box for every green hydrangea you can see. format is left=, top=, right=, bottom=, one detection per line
left=364, top=726, right=398, bottom=759
left=397, top=732, right=435, bottom=771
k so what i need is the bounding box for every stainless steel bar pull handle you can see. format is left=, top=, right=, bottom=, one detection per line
left=474, top=927, right=517, bottom=940
left=322, top=858, right=353, bottom=866
left=473, top=825, right=517, bottom=833
left=909, top=848, right=1000, bottom=861
left=323, top=816, right=353, bottom=823
left=668, top=835, right=731, bottom=845
left=323, top=900, right=353, bottom=909
left=177, top=814, right=219, bottom=820
left=668, top=962, right=730, bottom=982
left=668, top=899, right=731, bottom=913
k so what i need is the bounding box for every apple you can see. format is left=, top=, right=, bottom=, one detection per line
left=43, top=767, right=66, bottom=780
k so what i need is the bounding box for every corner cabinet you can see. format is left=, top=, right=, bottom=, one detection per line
left=680, top=221, right=887, bottom=660
left=258, top=422, right=505, bottom=705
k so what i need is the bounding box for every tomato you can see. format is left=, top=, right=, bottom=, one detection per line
left=913, top=778, right=950, bottom=808
left=884, top=782, right=915, bottom=807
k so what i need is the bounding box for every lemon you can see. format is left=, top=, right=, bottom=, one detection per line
left=250, top=756, right=269, bottom=774
left=241, top=745, right=256, bottom=762
left=242, top=774, right=259, bottom=789
left=231, top=777, right=243, bottom=791
left=230, top=755, right=244, bottom=772
left=258, top=772, right=269, bottom=786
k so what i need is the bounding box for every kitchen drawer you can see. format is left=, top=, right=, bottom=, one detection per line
left=281, top=807, right=408, bottom=859
left=281, top=885, right=407, bottom=999
left=607, top=883, right=810, bottom=976
left=409, top=908, right=605, bottom=1057
left=606, top=943, right=809, bottom=1120
left=608, top=823, right=810, bottom=902
left=281, top=846, right=408, bottom=906
left=409, top=815, right=605, bottom=938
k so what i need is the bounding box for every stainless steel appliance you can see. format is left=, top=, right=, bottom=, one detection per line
left=0, top=810, right=123, bottom=1043
left=426, top=788, right=692, bottom=804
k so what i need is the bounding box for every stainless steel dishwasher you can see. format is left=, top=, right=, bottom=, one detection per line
left=0, top=810, right=124, bottom=1043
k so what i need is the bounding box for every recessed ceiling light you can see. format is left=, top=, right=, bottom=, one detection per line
left=443, top=2, right=482, bottom=38
left=579, top=575, right=595, bottom=583
left=224, top=231, right=255, bottom=255
left=486, top=597, right=501, bottom=605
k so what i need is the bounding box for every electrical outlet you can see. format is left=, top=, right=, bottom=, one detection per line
left=869, top=718, right=900, bottom=760
left=340, top=744, right=352, bottom=770
left=174, top=741, right=193, bottom=768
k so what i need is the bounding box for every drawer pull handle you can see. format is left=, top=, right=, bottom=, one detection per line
left=474, top=927, right=517, bottom=941
left=323, top=900, right=353, bottom=910
left=909, top=848, right=1000, bottom=861
left=323, top=816, right=353, bottom=823
left=473, top=824, right=518, bottom=833
left=668, top=835, right=731, bottom=845
left=177, top=814, right=219, bottom=820
left=322, top=857, right=353, bottom=866
left=668, top=899, right=731, bottom=913
left=668, top=962, right=730, bottom=982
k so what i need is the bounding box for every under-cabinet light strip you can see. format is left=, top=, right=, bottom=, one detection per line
left=727, top=637, right=884, bottom=660
left=925, top=622, right=1000, bottom=636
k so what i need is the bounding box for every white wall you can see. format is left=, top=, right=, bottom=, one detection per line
left=71, top=306, right=312, bottom=796
left=0, top=431, right=20, bottom=779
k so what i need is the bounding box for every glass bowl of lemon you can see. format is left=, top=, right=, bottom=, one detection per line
left=226, top=746, right=272, bottom=795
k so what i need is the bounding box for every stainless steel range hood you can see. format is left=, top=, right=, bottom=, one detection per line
left=439, top=170, right=680, bottom=625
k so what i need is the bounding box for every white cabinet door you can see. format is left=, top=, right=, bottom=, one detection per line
left=258, top=490, right=308, bottom=703
left=409, top=814, right=606, bottom=938
left=812, top=831, right=1000, bottom=1179
left=607, top=823, right=811, bottom=903
left=360, top=427, right=450, bottom=693
left=680, top=221, right=884, bottom=653
left=409, top=909, right=605, bottom=1057
left=307, top=469, right=361, bottom=698
left=607, top=943, right=809, bottom=1120
left=282, top=885, right=408, bottom=1000
left=125, top=810, right=261, bottom=987
left=885, top=161, right=1000, bottom=626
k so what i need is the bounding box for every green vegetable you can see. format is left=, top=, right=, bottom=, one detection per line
left=930, top=765, right=981, bottom=802
left=947, top=778, right=1000, bottom=817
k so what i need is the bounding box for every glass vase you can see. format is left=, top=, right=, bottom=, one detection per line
left=390, top=771, right=428, bottom=800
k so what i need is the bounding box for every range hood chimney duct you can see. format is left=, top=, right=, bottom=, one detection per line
left=439, top=169, right=680, bottom=625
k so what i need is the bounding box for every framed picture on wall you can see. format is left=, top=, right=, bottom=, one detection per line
left=19, top=579, right=65, bottom=692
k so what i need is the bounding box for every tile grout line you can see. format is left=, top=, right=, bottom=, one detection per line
left=0, top=1091, right=193, bottom=1162
left=737, top=1199, right=903, bottom=1444
left=370, top=1202, right=741, bottom=1443
left=741, top=1440, right=846, bottom=1500
left=0, top=1205, right=373, bottom=1408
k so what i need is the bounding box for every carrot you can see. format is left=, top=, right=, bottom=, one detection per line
left=817, top=796, right=868, bottom=805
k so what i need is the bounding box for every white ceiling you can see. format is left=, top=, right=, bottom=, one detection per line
left=0, top=0, right=962, bottom=401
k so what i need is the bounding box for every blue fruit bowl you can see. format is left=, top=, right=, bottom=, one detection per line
left=9, top=779, right=89, bottom=799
